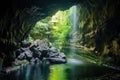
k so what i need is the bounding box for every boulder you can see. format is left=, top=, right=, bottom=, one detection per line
left=15, top=49, right=21, bottom=58
left=31, top=39, right=49, bottom=56
left=20, top=40, right=31, bottom=48
left=37, top=46, right=49, bottom=54
left=48, top=47, right=59, bottom=57
left=47, top=57, right=66, bottom=64
left=30, top=46, right=41, bottom=58
left=15, top=39, right=67, bottom=65
left=24, top=51, right=33, bottom=61
left=48, top=52, right=59, bottom=57
left=47, top=47, right=67, bottom=64
left=49, top=47, right=58, bottom=53
left=17, top=53, right=26, bottom=60
left=59, top=52, right=66, bottom=59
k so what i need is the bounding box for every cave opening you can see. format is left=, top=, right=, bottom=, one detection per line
left=0, top=0, right=120, bottom=79
left=27, top=5, right=78, bottom=49
left=27, top=5, right=81, bottom=57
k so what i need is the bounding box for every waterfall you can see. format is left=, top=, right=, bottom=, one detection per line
left=69, top=5, right=78, bottom=55
left=71, top=6, right=77, bottom=32
left=70, top=5, right=78, bottom=41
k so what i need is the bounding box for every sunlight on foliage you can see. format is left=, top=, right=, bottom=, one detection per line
left=28, top=17, right=52, bottom=41
left=28, top=10, right=71, bottom=48
left=51, top=10, right=71, bottom=49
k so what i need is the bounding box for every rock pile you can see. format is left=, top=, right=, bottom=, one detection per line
left=14, top=39, right=66, bottom=65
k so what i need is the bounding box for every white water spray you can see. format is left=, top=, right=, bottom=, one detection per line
left=69, top=5, right=78, bottom=55
left=71, top=6, right=77, bottom=31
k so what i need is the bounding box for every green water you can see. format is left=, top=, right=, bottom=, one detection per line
left=0, top=48, right=115, bottom=80
left=0, top=56, right=113, bottom=80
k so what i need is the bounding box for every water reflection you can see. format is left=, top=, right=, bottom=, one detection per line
left=11, top=63, right=50, bottom=80
left=48, top=65, right=67, bottom=80
left=0, top=57, right=113, bottom=80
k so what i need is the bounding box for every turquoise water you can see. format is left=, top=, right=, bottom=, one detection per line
left=0, top=47, right=117, bottom=80
left=0, top=54, right=114, bottom=80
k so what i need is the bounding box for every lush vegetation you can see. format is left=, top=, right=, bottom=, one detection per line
left=28, top=10, right=71, bottom=49
left=28, top=17, right=52, bottom=42
left=50, top=10, right=71, bottom=49
left=27, top=4, right=120, bottom=66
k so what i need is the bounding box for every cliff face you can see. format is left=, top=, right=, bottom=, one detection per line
left=75, top=0, right=120, bottom=65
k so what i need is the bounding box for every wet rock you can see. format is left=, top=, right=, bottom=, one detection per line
left=21, top=40, right=31, bottom=48
left=47, top=47, right=66, bottom=63
left=15, top=49, right=21, bottom=58
left=17, top=53, right=26, bottom=60
left=34, top=58, right=42, bottom=64
left=33, top=50, right=41, bottom=59
left=30, top=58, right=40, bottom=64
left=24, top=51, right=33, bottom=61
left=47, top=57, right=66, bottom=64
left=31, top=39, right=49, bottom=55
left=15, top=39, right=67, bottom=65
left=48, top=47, right=59, bottom=57
left=30, top=58, right=36, bottom=65
left=37, top=46, right=48, bottom=56
left=49, top=47, right=58, bottom=53
left=48, top=51, right=59, bottom=57
left=30, top=46, right=41, bottom=58
left=37, top=43, right=49, bottom=54
left=59, top=52, right=66, bottom=59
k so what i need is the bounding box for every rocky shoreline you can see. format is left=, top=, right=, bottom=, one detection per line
left=0, top=39, right=67, bottom=74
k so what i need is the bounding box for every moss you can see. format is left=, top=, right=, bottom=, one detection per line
left=112, top=40, right=119, bottom=54
left=102, top=44, right=109, bottom=55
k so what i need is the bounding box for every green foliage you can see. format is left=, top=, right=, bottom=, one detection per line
left=28, top=10, right=71, bottom=50
left=28, top=10, right=71, bottom=49
left=50, top=10, right=71, bottom=49
left=52, top=25, right=70, bottom=47
left=28, top=17, right=52, bottom=41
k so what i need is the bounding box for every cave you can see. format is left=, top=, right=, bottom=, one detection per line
left=0, top=0, right=120, bottom=80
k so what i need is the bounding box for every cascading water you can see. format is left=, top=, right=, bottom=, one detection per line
left=71, top=6, right=77, bottom=32
left=69, top=5, right=78, bottom=55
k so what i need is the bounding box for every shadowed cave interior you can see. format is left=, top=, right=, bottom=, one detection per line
left=0, top=0, right=120, bottom=80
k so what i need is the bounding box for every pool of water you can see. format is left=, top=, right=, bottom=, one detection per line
left=0, top=54, right=114, bottom=80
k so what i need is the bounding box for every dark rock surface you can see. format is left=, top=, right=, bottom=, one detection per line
left=15, top=39, right=67, bottom=65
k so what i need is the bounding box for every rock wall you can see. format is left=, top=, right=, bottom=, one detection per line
left=75, top=0, right=120, bottom=65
